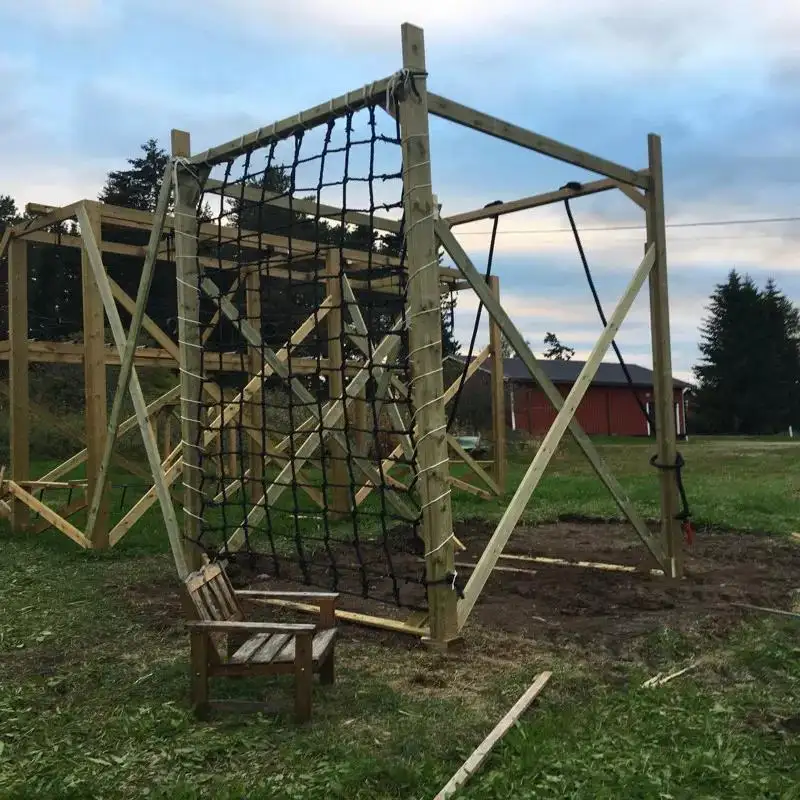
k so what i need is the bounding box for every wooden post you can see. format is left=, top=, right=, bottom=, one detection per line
left=162, top=409, right=173, bottom=461
left=645, top=133, right=683, bottom=579
left=8, top=238, right=29, bottom=530
left=173, top=129, right=206, bottom=571
left=398, top=23, right=459, bottom=646
left=84, top=165, right=173, bottom=544
left=81, top=204, right=109, bottom=547
left=488, top=275, right=506, bottom=493
left=245, top=268, right=263, bottom=504
left=326, top=249, right=350, bottom=516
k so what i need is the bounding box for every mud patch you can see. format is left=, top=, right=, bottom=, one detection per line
left=121, top=520, right=800, bottom=663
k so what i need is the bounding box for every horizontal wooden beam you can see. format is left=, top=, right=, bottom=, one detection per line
left=203, top=178, right=401, bottom=234
left=427, top=93, right=648, bottom=189
left=188, top=76, right=394, bottom=166
left=444, top=176, right=637, bottom=227
left=13, top=202, right=83, bottom=238
left=0, top=340, right=361, bottom=373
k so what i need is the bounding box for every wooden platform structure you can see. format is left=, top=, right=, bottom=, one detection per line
left=1, top=22, right=681, bottom=648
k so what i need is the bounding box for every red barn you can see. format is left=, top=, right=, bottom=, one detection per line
left=452, top=356, right=690, bottom=438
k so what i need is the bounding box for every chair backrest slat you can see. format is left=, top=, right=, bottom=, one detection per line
left=185, top=561, right=244, bottom=624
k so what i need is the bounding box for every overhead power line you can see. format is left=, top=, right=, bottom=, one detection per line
left=454, top=215, right=800, bottom=235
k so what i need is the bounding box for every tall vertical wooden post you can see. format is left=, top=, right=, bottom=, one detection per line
left=245, top=268, right=263, bottom=504
left=173, top=129, right=205, bottom=571
left=488, top=276, right=506, bottom=493
left=645, top=133, right=682, bottom=579
left=9, top=238, right=29, bottom=530
left=81, top=204, right=109, bottom=547
left=326, top=250, right=350, bottom=516
left=399, top=23, right=459, bottom=646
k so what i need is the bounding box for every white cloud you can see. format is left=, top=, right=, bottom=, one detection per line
left=161, top=0, right=800, bottom=75
left=0, top=0, right=119, bottom=29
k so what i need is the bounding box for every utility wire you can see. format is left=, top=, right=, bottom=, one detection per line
left=454, top=215, right=800, bottom=235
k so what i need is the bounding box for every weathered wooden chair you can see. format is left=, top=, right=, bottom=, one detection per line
left=182, top=559, right=338, bottom=722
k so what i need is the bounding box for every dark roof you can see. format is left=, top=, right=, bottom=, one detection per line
left=447, top=355, right=690, bottom=389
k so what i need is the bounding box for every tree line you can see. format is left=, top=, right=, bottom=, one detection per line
left=0, top=138, right=460, bottom=358
left=2, top=139, right=798, bottom=435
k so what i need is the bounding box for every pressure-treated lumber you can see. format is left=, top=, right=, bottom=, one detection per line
left=84, top=165, right=174, bottom=543
left=8, top=238, right=29, bottom=530
left=645, top=134, right=683, bottom=579
left=488, top=275, right=506, bottom=492
left=80, top=203, right=110, bottom=546
left=173, top=130, right=207, bottom=572
left=444, top=177, right=632, bottom=227
left=188, top=76, right=394, bottom=166
left=436, top=220, right=665, bottom=572
left=457, top=244, right=657, bottom=628
left=427, top=92, right=647, bottom=189
left=76, top=202, right=189, bottom=578
left=433, top=671, right=552, bottom=799
left=398, top=23, right=459, bottom=647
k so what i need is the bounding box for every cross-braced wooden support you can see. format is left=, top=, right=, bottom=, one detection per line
left=1, top=21, right=678, bottom=644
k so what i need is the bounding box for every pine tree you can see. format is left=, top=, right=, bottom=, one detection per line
left=99, top=139, right=169, bottom=212
left=693, top=270, right=800, bottom=434
left=543, top=331, right=575, bottom=361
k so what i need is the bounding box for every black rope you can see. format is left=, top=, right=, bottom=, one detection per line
left=562, top=188, right=655, bottom=431
left=447, top=201, right=502, bottom=431
left=184, top=97, right=433, bottom=610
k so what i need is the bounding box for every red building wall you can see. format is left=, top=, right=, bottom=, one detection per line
left=510, top=383, right=686, bottom=437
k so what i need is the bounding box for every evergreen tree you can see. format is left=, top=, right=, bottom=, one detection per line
left=543, top=331, right=575, bottom=361
left=693, top=269, right=800, bottom=434
left=99, top=138, right=169, bottom=212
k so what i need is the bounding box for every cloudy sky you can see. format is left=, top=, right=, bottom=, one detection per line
left=2, top=0, right=798, bottom=381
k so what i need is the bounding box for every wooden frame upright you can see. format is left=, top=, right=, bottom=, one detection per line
left=0, top=20, right=679, bottom=642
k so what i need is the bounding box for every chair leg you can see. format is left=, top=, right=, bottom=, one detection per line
left=190, top=632, right=210, bottom=718
left=294, top=634, right=313, bottom=723
left=320, top=650, right=335, bottom=686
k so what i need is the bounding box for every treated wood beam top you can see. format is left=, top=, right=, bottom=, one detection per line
left=188, top=76, right=395, bottom=166
left=427, top=93, right=648, bottom=189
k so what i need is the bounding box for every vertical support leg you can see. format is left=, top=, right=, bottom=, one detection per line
left=326, top=250, right=350, bottom=517
left=399, top=23, right=459, bottom=646
left=245, top=268, right=263, bottom=505
left=173, top=129, right=206, bottom=571
left=488, top=276, right=506, bottom=493
left=645, top=133, right=682, bottom=579
left=9, top=238, right=29, bottom=530
left=81, top=206, right=109, bottom=547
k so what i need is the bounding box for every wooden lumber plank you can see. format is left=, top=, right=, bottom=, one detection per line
left=85, top=166, right=174, bottom=543
left=457, top=245, right=657, bottom=628
left=444, top=177, right=627, bottom=227
left=488, top=275, right=506, bottom=492
left=251, top=597, right=429, bottom=637
left=4, top=481, right=91, bottom=548
left=326, top=251, right=350, bottom=516
left=204, top=177, right=400, bottom=233
left=76, top=202, right=189, bottom=577
left=645, top=134, right=683, bottom=579
left=436, top=220, right=665, bottom=570
left=447, top=435, right=501, bottom=495
left=12, top=201, right=81, bottom=238
left=8, top=238, right=30, bottom=530
left=427, top=92, right=647, bottom=188
left=188, top=75, right=393, bottom=165
left=399, top=23, right=459, bottom=647
left=36, top=385, right=181, bottom=486
left=433, top=671, right=552, bottom=800
left=173, top=130, right=208, bottom=573
left=80, top=203, right=110, bottom=546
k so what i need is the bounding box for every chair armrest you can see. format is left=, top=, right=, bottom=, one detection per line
left=185, top=620, right=315, bottom=634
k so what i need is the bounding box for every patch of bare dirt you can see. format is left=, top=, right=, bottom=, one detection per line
left=121, top=520, right=800, bottom=669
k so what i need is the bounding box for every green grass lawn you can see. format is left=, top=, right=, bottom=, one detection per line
left=1, top=436, right=799, bottom=798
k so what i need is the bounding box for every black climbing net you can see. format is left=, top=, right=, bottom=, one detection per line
left=184, top=98, right=439, bottom=609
